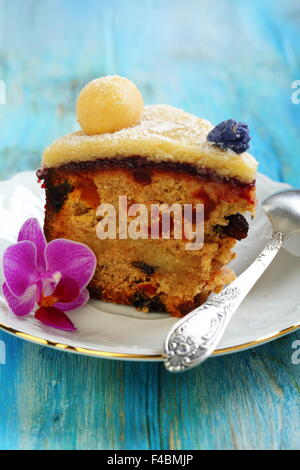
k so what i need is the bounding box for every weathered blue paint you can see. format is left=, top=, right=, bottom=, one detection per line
left=0, top=0, right=300, bottom=450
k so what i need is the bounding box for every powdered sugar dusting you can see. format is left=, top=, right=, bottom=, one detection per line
left=48, top=105, right=212, bottom=149
left=42, top=104, right=258, bottom=183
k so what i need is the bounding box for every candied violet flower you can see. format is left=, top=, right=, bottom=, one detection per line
left=207, top=119, right=251, bottom=154
left=2, top=218, right=97, bottom=331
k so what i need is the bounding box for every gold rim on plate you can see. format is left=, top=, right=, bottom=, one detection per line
left=0, top=320, right=299, bottom=360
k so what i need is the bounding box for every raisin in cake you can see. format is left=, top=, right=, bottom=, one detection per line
left=38, top=75, right=258, bottom=317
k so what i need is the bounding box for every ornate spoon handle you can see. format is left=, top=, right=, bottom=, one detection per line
left=164, top=231, right=283, bottom=372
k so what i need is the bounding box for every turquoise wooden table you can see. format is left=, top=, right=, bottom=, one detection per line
left=0, top=0, right=300, bottom=450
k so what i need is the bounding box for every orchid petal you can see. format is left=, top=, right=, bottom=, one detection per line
left=45, top=239, right=97, bottom=289
left=3, top=241, right=38, bottom=297
left=18, top=218, right=47, bottom=271
left=54, top=287, right=89, bottom=311
left=2, top=282, right=37, bottom=316
left=53, top=277, right=80, bottom=303
left=35, top=306, right=76, bottom=331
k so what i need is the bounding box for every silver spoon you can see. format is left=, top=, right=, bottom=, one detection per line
left=164, top=190, right=300, bottom=373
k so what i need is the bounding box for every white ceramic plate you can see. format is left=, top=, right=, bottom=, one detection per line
left=0, top=171, right=299, bottom=361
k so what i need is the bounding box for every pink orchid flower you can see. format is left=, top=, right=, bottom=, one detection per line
left=2, top=218, right=97, bottom=331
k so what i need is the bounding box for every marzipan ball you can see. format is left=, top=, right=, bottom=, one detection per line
left=76, top=75, right=144, bottom=135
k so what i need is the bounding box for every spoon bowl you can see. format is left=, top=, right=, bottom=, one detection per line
left=262, top=190, right=300, bottom=238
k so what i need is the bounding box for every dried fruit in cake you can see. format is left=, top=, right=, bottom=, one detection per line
left=214, top=213, right=249, bottom=241
left=223, top=213, right=249, bottom=240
